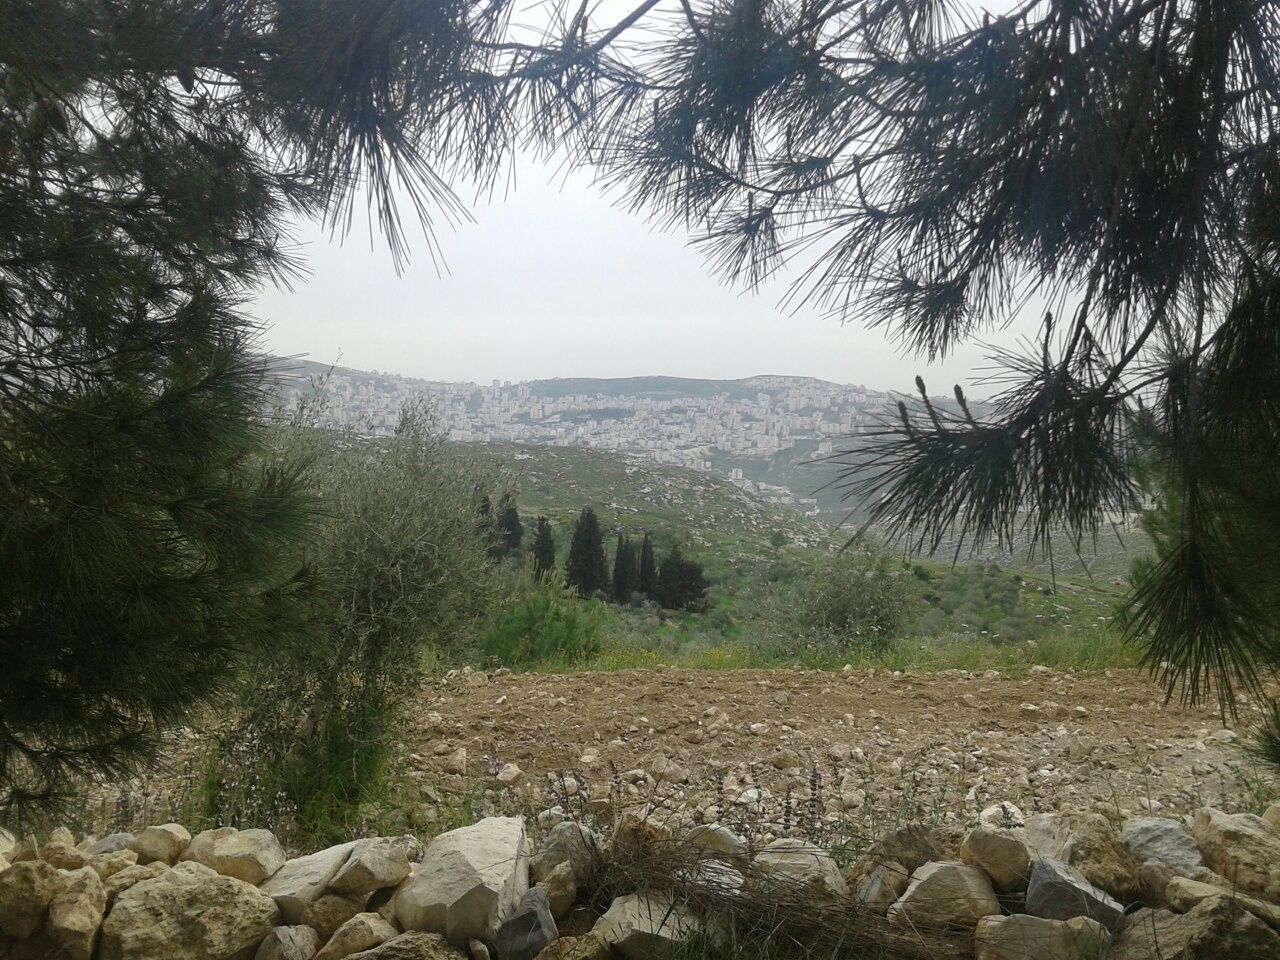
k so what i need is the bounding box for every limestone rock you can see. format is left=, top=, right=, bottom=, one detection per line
left=529, top=822, right=598, bottom=886
left=86, top=833, right=135, bottom=856
left=331, top=838, right=412, bottom=896
left=856, top=825, right=944, bottom=876
left=1263, top=803, right=1280, bottom=834
left=255, top=925, right=323, bottom=960
left=1060, top=814, right=1140, bottom=903
left=346, top=932, right=469, bottom=959
left=89, top=849, right=139, bottom=880
left=975, top=914, right=1110, bottom=960
left=960, top=826, right=1033, bottom=893
left=886, top=861, right=1001, bottom=930
left=104, top=862, right=168, bottom=905
left=302, top=892, right=370, bottom=940
left=607, top=813, right=671, bottom=863
left=261, top=842, right=360, bottom=925
left=535, top=862, right=576, bottom=921
left=531, top=933, right=609, bottom=960
left=649, top=756, right=689, bottom=784
left=315, top=913, right=399, bottom=960
left=47, top=865, right=106, bottom=960
left=752, top=838, right=847, bottom=899
left=1025, top=814, right=1066, bottom=858
left=853, top=861, right=910, bottom=914
left=128, top=823, right=191, bottom=866
left=684, top=824, right=745, bottom=860
left=184, top=827, right=287, bottom=886
left=1110, top=896, right=1280, bottom=959
left=1025, top=857, right=1125, bottom=931
left=979, top=802, right=1028, bottom=830
left=1123, top=818, right=1203, bottom=876
left=40, top=838, right=89, bottom=871
left=592, top=893, right=703, bottom=960
left=394, top=817, right=529, bottom=944
left=99, top=860, right=281, bottom=960
left=1138, top=860, right=1177, bottom=908
left=0, top=859, right=65, bottom=937
left=1191, top=808, right=1280, bottom=902
left=493, top=887, right=557, bottom=960
left=1165, top=877, right=1280, bottom=928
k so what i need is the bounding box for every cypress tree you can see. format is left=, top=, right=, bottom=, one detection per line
left=638, top=533, right=658, bottom=600
left=655, top=545, right=709, bottom=612
left=496, top=493, right=524, bottom=554
left=565, top=508, right=608, bottom=597
left=531, top=516, right=556, bottom=579
left=612, top=533, right=638, bottom=603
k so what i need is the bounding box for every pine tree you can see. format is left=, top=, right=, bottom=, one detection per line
left=531, top=516, right=556, bottom=579
left=0, top=0, right=500, bottom=822
left=565, top=508, right=608, bottom=598
left=496, top=494, right=524, bottom=554
left=638, top=533, right=658, bottom=601
left=611, top=533, right=638, bottom=603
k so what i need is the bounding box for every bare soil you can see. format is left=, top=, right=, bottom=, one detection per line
left=410, top=666, right=1272, bottom=828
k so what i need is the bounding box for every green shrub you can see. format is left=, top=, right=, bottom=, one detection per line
left=479, top=570, right=604, bottom=668
left=787, top=552, right=917, bottom=652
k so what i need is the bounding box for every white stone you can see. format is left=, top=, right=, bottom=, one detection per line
left=1122, top=817, right=1203, bottom=876
left=128, top=823, right=191, bottom=866
left=684, top=824, right=746, bottom=860
left=330, top=838, right=412, bottom=896
left=254, top=925, right=323, bottom=960
left=960, top=826, right=1033, bottom=893
left=260, top=841, right=360, bottom=924
left=752, top=838, right=847, bottom=899
left=529, top=821, right=598, bottom=885
left=47, top=865, right=106, bottom=960
left=394, top=817, right=529, bottom=944
left=592, top=892, right=704, bottom=960
left=887, top=861, right=1001, bottom=929
left=183, top=827, right=287, bottom=885
left=315, top=912, right=399, bottom=960
left=975, top=914, right=1110, bottom=960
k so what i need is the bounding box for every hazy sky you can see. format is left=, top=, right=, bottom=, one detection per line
left=253, top=4, right=1027, bottom=394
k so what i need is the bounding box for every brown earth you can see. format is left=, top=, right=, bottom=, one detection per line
left=409, top=666, right=1272, bottom=832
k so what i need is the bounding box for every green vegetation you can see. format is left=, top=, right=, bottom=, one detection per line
left=478, top=570, right=604, bottom=669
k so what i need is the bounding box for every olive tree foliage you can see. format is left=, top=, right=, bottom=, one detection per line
left=0, top=0, right=516, bottom=822
left=451, top=0, right=1280, bottom=715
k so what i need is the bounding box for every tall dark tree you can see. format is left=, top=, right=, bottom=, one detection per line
left=638, top=533, right=658, bottom=600
left=611, top=533, right=639, bottom=603
left=565, top=507, right=608, bottom=598
left=655, top=545, right=709, bottom=613
left=530, top=516, right=556, bottom=579
left=454, top=1, right=1280, bottom=718
left=0, top=0, right=509, bottom=821
left=496, top=493, right=524, bottom=554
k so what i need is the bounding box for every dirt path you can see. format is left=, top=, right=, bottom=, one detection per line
left=410, top=667, right=1269, bottom=828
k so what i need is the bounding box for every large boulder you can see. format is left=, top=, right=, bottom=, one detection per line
left=534, top=862, right=576, bottom=921
left=128, top=823, right=191, bottom=866
left=394, top=817, right=529, bottom=944
left=1110, top=896, right=1280, bottom=959
left=1059, top=814, right=1140, bottom=903
left=1191, top=808, right=1280, bottom=902
left=960, top=826, right=1033, bottom=893
left=0, top=859, right=65, bottom=938
left=40, top=838, right=89, bottom=871
left=591, top=893, right=704, bottom=960
left=47, top=865, right=106, bottom=960
left=752, top=838, right=847, bottom=899
left=1026, top=857, right=1125, bottom=931
left=99, top=860, right=281, bottom=960
left=254, top=925, right=323, bottom=960
left=346, top=932, right=468, bottom=959
left=855, top=825, right=944, bottom=877
left=302, top=892, right=370, bottom=940
left=330, top=839, right=412, bottom=896
left=1164, top=877, right=1280, bottom=928
left=1123, top=818, right=1203, bottom=876
left=87, top=834, right=135, bottom=857
left=89, top=850, right=139, bottom=881
left=974, top=914, right=1110, bottom=960
left=529, top=822, right=598, bottom=886
left=184, top=828, right=287, bottom=886
left=314, top=913, right=399, bottom=960
left=260, top=842, right=360, bottom=925
left=886, top=861, right=1001, bottom=930
left=104, top=862, right=168, bottom=906
left=493, top=887, right=557, bottom=960
left=684, top=824, right=746, bottom=861
left=853, top=861, right=910, bottom=914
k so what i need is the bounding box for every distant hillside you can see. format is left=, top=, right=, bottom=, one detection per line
left=522, top=375, right=847, bottom=400
left=459, top=442, right=835, bottom=572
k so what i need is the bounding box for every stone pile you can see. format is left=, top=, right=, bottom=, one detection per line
left=1, top=798, right=1279, bottom=960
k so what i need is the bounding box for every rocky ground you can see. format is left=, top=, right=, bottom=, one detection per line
left=409, top=667, right=1274, bottom=834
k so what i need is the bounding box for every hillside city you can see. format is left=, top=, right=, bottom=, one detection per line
left=276, top=363, right=906, bottom=515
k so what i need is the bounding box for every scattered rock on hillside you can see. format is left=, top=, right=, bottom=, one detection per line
left=315, top=912, right=399, bottom=960
left=1110, top=896, right=1280, bottom=959
left=684, top=824, right=745, bottom=860
left=1191, top=809, right=1280, bottom=902
left=886, top=861, right=1001, bottom=929
left=99, top=860, right=280, bottom=960
left=592, top=892, right=704, bottom=960
left=86, top=834, right=134, bottom=857
left=974, top=914, right=1110, bottom=960
left=47, top=865, right=106, bottom=960
left=752, top=838, right=847, bottom=899
left=330, top=838, right=412, bottom=896
left=394, top=817, right=529, bottom=944
left=853, top=861, right=910, bottom=914
left=493, top=887, right=557, bottom=960
left=530, top=822, right=598, bottom=886
left=302, top=891, right=370, bottom=939
left=1059, top=814, right=1141, bottom=903
left=1025, top=857, right=1125, bottom=931
left=1164, top=877, right=1280, bottom=928
left=103, top=862, right=168, bottom=906
left=960, top=826, right=1033, bottom=894
left=535, top=862, right=576, bottom=921
left=0, top=859, right=65, bottom=938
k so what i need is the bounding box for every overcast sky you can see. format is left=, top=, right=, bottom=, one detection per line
left=253, top=3, right=1027, bottom=394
